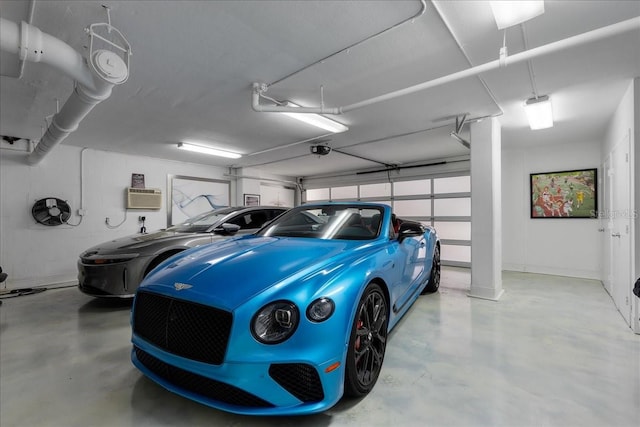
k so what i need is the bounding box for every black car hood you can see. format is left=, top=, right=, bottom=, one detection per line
left=82, top=230, right=209, bottom=254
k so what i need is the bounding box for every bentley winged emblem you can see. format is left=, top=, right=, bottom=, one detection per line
left=174, top=282, right=193, bottom=291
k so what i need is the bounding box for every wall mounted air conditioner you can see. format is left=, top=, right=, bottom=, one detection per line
left=126, top=188, right=162, bottom=210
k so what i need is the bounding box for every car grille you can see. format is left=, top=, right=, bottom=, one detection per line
left=269, top=363, right=324, bottom=402
left=135, top=347, right=273, bottom=408
left=133, top=291, right=232, bottom=365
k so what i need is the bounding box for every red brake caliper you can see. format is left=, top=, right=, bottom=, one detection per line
left=355, top=319, right=363, bottom=350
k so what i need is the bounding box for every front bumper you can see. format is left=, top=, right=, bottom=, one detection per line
left=77, top=257, right=148, bottom=297
left=131, top=336, right=344, bottom=415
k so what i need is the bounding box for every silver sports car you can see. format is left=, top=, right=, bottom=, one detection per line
left=77, top=206, right=287, bottom=298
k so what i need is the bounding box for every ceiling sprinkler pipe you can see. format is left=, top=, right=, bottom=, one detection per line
left=340, top=16, right=640, bottom=113
left=252, top=16, right=640, bottom=116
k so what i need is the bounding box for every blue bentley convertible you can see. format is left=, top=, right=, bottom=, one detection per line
left=131, top=202, right=440, bottom=415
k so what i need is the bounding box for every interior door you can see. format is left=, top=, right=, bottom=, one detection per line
left=609, top=134, right=632, bottom=325
left=602, top=156, right=613, bottom=294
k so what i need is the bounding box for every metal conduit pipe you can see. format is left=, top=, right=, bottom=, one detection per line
left=268, top=0, right=427, bottom=88
left=0, top=17, right=130, bottom=165
left=252, top=16, right=640, bottom=115
left=430, top=0, right=503, bottom=115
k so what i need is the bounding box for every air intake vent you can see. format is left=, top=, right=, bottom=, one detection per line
left=127, top=188, right=162, bottom=210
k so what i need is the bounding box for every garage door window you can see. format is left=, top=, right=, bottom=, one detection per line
left=304, top=172, right=471, bottom=267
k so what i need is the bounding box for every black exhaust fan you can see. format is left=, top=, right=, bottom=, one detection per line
left=32, top=198, right=71, bottom=226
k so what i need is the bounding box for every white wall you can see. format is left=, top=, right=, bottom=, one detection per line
left=232, top=167, right=298, bottom=207
left=0, top=145, right=235, bottom=289
left=502, top=140, right=602, bottom=280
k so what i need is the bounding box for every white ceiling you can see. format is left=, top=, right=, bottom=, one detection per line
left=1, top=0, right=639, bottom=178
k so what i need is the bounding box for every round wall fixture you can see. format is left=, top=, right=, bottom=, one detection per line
left=31, top=198, right=71, bottom=226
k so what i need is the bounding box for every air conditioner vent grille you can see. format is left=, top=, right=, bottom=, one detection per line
left=127, top=188, right=162, bottom=210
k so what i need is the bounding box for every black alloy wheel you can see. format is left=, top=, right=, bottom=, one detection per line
left=344, top=282, right=388, bottom=397
left=422, top=245, right=441, bottom=294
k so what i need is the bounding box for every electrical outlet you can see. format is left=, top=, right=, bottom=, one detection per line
left=77, top=209, right=87, bottom=216
left=138, top=216, right=146, bottom=222
left=105, top=217, right=110, bottom=224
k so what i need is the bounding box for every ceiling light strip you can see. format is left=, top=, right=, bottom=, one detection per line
left=177, top=142, right=242, bottom=159
left=281, top=109, right=348, bottom=134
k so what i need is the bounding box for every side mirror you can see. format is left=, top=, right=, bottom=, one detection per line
left=397, top=222, right=424, bottom=242
left=214, top=223, right=241, bottom=235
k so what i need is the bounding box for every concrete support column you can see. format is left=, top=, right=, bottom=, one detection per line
left=469, top=117, right=504, bottom=301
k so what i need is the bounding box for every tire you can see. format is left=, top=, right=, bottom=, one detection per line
left=344, top=282, right=389, bottom=398
left=421, top=244, right=440, bottom=294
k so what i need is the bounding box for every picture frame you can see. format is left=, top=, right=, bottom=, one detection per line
left=167, top=175, right=230, bottom=226
left=530, top=168, right=597, bottom=218
left=244, top=194, right=260, bottom=206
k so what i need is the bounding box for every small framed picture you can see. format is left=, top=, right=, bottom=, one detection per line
left=244, top=194, right=260, bottom=206
left=131, top=173, right=145, bottom=188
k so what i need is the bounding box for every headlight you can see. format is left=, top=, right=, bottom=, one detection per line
left=251, top=301, right=299, bottom=344
left=81, top=254, right=139, bottom=264
left=306, top=297, right=335, bottom=322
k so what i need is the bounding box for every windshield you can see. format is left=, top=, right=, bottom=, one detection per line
left=166, top=207, right=238, bottom=232
left=259, top=205, right=383, bottom=240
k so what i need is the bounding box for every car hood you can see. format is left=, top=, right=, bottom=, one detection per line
left=140, top=236, right=374, bottom=310
left=82, top=230, right=207, bottom=254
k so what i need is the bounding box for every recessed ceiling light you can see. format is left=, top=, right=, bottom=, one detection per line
left=177, top=142, right=242, bottom=159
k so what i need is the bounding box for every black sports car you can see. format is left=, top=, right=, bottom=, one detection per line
left=78, top=206, right=286, bottom=297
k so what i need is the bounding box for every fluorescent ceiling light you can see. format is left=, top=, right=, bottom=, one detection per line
left=524, top=95, right=553, bottom=130
left=177, top=142, right=242, bottom=159
left=490, top=1, right=545, bottom=29
left=281, top=102, right=348, bottom=133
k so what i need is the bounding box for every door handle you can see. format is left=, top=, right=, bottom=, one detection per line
left=611, top=232, right=621, bottom=238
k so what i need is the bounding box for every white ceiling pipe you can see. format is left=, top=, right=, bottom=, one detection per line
left=252, top=83, right=341, bottom=114
left=253, top=16, right=640, bottom=115
left=0, top=17, right=129, bottom=165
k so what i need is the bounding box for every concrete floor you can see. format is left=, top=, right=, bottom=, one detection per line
left=1, top=268, right=639, bottom=427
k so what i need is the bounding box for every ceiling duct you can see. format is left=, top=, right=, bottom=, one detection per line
left=0, top=11, right=131, bottom=165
